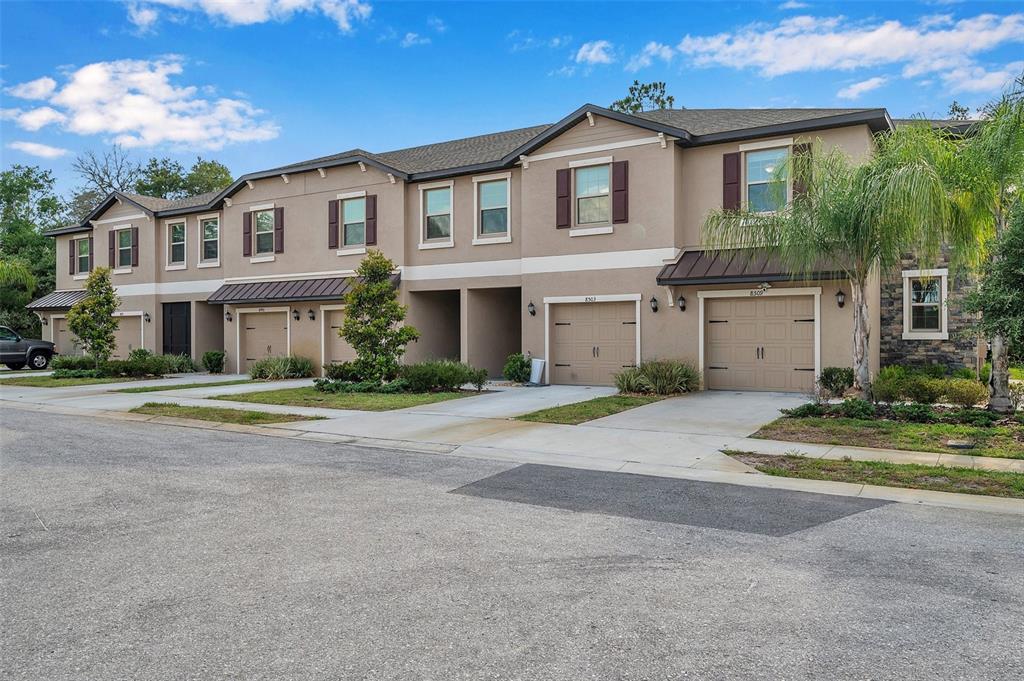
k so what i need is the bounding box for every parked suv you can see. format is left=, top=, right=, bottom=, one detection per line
left=0, top=326, right=55, bottom=370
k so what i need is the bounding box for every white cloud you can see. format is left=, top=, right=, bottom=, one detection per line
left=575, top=40, right=614, bottom=65
left=129, top=0, right=372, bottom=32
left=400, top=32, right=430, bottom=48
left=837, top=76, right=888, bottom=99
left=779, top=1, right=809, bottom=9
left=625, top=41, right=674, bottom=72
left=7, top=141, right=70, bottom=158
left=127, top=2, right=159, bottom=32
left=942, top=60, right=1024, bottom=93
left=427, top=16, right=446, bottom=33
left=4, top=57, right=278, bottom=150
left=507, top=30, right=571, bottom=52
left=6, top=76, right=57, bottom=100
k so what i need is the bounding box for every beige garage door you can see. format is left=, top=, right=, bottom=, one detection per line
left=704, top=295, right=815, bottom=392
left=242, top=312, right=288, bottom=371
left=323, top=309, right=356, bottom=365
left=111, top=316, right=142, bottom=359
left=53, top=318, right=82, bottom=356
left=551, top=301, right=637, bottom=386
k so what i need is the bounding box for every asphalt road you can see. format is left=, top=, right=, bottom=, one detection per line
left=2, top=406, right=1022, bottom=680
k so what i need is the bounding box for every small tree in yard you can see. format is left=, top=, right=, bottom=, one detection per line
left=341, top=250, right=419, bottom=382
left=964, top=206, right=1024, bottom=367
left=66, top=267, right=120, bottom=367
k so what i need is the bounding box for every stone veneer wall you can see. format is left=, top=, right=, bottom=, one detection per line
left=878, top=258, right=981, bottom=371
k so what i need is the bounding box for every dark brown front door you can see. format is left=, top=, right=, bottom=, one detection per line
left=162, top=302, right=191, bottom=356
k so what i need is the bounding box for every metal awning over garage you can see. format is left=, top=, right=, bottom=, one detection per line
left=656, top=249, right=842, bottom=286
left=207, top=274, right=399, bottom=305
left=26, top=289, right=88, bottom=311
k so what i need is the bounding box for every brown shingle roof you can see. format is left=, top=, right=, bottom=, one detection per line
left=633, top=108, right=873, bottom=137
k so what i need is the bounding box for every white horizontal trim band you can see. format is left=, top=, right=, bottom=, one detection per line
left=115, top=279, right=224, bottom=296
left=520, top=135, right=675, bottom=164
left=402, top=247, right=677, bottom=281
left=91, top=213, right=147, bottom=225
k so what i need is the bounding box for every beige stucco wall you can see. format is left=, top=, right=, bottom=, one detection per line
left=404, top=290, right=460, bottom=363
left=465, top=287, right=521, bottom=377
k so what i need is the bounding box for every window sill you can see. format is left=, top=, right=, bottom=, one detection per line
left=569, top=225, right=614, bottom=237
left=165, top=264, right=186, bottom=271
left=902, top=331, right=948, bottom=341
left=249, top=255, right=275, bottom=263
left=72, top=274, right=88, bottom=281
left=112, top=267, right=132, bottom=275
left=418, top=241, right=454, bottom=250
left=337, top=246, right=367, bottom=257
left=197, top=261, right=221, bottom=269
left=472, top=234, right=511, bottom=246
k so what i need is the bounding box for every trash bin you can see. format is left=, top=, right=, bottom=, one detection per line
left=529, top=358, right=546, bottom=385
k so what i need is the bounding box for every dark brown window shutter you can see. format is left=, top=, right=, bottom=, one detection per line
left=87, top=236, right=94, bottom=271
left=108, top=231, right=116, bottom=267
left=242, top=212, right=252, bottom=257
left=365, top=195, right=377, bottom=245
left=612, top=160, right=629, bottom=224
left=69, top=240, right=75, bottom=275
left=131, top=227, right=139, bottom=266
left=328, top=200, right=339, bottom=249
left=792, top=143, right=811, bottom=198
left=722, top=152, right=741, bottom=210
left=273, top=207, right=284, bottom=253
left=556, top=168, right=571, bottom=228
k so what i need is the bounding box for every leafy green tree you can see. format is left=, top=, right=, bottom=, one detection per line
left=703, top=125, right=973, bottom=395
left=947, top=101, right=971, bottom=121
left=341, top=250, right=419, bottom=382
left=964, top=207, right=1024, bottom=353
left=0, top=165, right=60, bottom=336
left=184, top=158, right=232, bottom=196
left=610, top=80, right=676, bottom=114
left=135, top=157, right=186, bottom=198
left=66, top=267, right=120, bottom=366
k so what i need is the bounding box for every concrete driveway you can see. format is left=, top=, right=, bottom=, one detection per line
left=402, top=384, right=617, bottom=418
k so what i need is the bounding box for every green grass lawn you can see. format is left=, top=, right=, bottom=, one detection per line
left=755, top=416, right=1024, bottom=460
left=130, top=402, right=322, bottom=425
left=516, top=394, right=663, bottom=425
left=115, top=379, right=253, bottom=393
left=1011, top=366, right=1024, bottom=381
left=0, top=375, right=139, bottom=388
left=729, top=452, right=1024, bottom=499
left=213, top=386, right=474, bottom=411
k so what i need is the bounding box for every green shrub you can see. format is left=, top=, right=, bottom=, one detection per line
left=950, top=367, right=976, bottom=380
left=1010, top=383, right=1024, bottom=411
left=943, top=378, right=989, bottom=408
left=834, top=398, right=875, bottom=420
left=911, top=364, right=947, bottom=379
left=980, top=362, right=991, bottom=384
left=503, top=352, right=532, bottom=383
left=468, top=367, right=489, bottom=392
left=249, top=355, right=315, bottom=380
left=614, top=367, right=653, bottom=394
left=51, top=368, right=103, bottom=378
left=870, top=376, right=903, bottom=403
left=945, top=408, right=999, bottom=427
left=314, top=378, right=410, bottom=394
left=400, top=359, right=480, bottom=392
left=782, top=402, right=829, bottom=418
left=202, top=350, right=226, bottom=374
left=323, top=361, right=362, bottom=381
left=903, top=376, right=946, bottom=404
left=819, top=367, right=854, bottom=397
left=638, top=359, right=700, bottom=395
left=162, top=353, right=196, bottom=373
left=51, top=355, right=98, bottom=371
left=890, top=402, right=936, bottom=423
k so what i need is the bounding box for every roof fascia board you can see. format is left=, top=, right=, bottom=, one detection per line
left=689, top=110, right=892, bottom=146
left=44, top=191, right=155, bottom=237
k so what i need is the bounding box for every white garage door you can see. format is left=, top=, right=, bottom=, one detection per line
left=323, top=309, right=357, bottom=365
left=111, top=316, right=142, bottom=359
left=241, top=312, right=288, bottom=372
left=704, top=295, right=815, bottom=392
left=551, top=301, right=637, bottom=386
left=53, top=317, right=82, bottom=356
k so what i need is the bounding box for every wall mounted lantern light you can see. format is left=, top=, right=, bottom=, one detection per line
left=676, top=295, right=686, bottom=312
left=835, top=289, right=846, bottom=308
left=292, top=309, right=301, bottom=321
left=224, top=311, right=233, bottom=322
left=307, top=309, right=316, bottom=321
left=650, top=296, right=659, bottom=313
left=527, top=301, right=536, bottom=316
left=41, top=317, right=48, bottom=326
left=143, top=312, right=151, bottom=323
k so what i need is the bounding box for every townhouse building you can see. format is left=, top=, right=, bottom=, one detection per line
left=27, top=104, right=980, bottom=390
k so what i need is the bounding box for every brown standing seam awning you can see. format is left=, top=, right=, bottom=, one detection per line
left=26, top=289, right=88, bottom=311
left=656, top=249, right=843, bottom=286
left=206, top=274, right=400, bottom=305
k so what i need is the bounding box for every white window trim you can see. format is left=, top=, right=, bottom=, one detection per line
left=572, top=160, right=612, bottom=228
left=337, top=246, right=367, bottom=257
left=112, top=224, right=134, bottom=270
left=198, top=213, right=220, bottom=267
left=250, top=208, right=276, bottom=257
left=569, top=226, right=614, bottom=238
left=319, top=303, right=347, bottom=369
left=112, top=268, right=133, bottom=275
left=743, top=145, right=793, bottom=214
left=568, top=155, right=613, bottom=169
left=697, top=287, right=822, bottom=390
left=902, top=268, right=949, bottom=340
left=339, top=195, right=368, bottom=250
left=73, top=237, right=91, bottom=276
left=165, top=218, right=187, bottom=270
left=337, top=190, right=366, bottom=200
left=72, top=274, right=88, bottom=281
left=234, top=306, right=291, bottom=374
left=472, top=171, right=512, bottom=244
left=419, top=180, right=454, bottom=249
left=542, top=293, right=641, bottom=385
left=249, top=255, right=276, bottom=264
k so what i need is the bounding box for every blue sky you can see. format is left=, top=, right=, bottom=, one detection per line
left=1, top=1, right=1022, bottom=196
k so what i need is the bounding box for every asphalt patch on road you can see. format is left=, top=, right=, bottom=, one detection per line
left=452, top=464, right=891, bottom=536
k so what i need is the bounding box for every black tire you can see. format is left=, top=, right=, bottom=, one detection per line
left=28, top=352, right=50, bottom=370
left=5, top=362, right=25, bottom=370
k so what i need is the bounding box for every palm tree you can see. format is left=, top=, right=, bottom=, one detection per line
left=702, top=124, right=976, bottom=396
left=0, top=258, right=36, bottom=293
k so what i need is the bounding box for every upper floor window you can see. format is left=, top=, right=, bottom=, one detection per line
left=253, top=209, right=275, bottom=255
left=168, top=221, right=186, bottom=265
left=76, top=238, right=91, bottom=274
left=342, top=197, right=366, bottom=247
left=575, top=164, right=610, bottom=225
left=116, top=228, right=132, bottom=268
left=902, top=269, right=948, bottom=340
left=478, top=179, right=508, bottom=236
left=424, top=186, right=452, bottom=241
left=201, top=217, right=219, bottom=262
left=745, top=148, right=789, bottom=213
